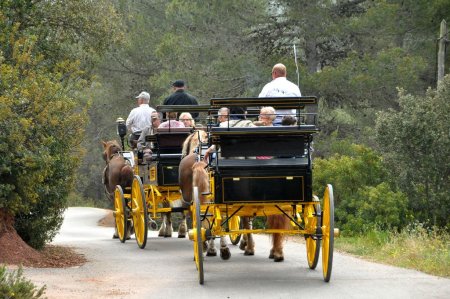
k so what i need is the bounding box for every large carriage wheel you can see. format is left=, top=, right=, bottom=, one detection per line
left=321, top=184, right=335, bottom=282
left=114, top=185, right=128, bottom=243
left=192, top=187, right=204, bottom=285
left=304, top=198, right=321, bottom=269
left=228, top=216, right=242, bottom=245
left=131, top=175, right=148, bottom=249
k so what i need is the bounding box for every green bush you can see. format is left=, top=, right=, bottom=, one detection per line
left=313, top=141, right=410, bottom=234
left=0, top=265, right=45, bottom=299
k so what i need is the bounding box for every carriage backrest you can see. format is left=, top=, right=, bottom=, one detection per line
left=211, top=126, right=318, bottom=157
left=154, top=127, right=193, bottom=149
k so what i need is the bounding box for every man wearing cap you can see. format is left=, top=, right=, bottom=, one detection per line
left=126, top=91, right=155, bottom=148
left=258, top=63, right=301, bottom=126
left=163, top=80, right=199, bottom=119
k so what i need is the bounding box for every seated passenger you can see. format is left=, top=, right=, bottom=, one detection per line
left=158, top=112, right=185, bottom=128
left=179, top=112, right=195, bottom=128
left=281, top=115, right=297, bottom=126
left=255, top=106, right=276, bottom=127
left=137, top=111, right=161, bottom=162
left=204, top=107, right=255, bottom=162
left=255, top=106, right=276, bottom=159
left=220, top=106, right=255, bottom=128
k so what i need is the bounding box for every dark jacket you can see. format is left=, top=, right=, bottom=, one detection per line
left=163, top=90, right=199, bottom=118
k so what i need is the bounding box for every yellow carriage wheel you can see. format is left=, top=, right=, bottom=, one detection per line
left=321, top=184, right=335, bottom=282
left=114, top=185, right=128, bottom=243
left=192, top=187, right=204, bottom=285
left=304, top=200, right=321, bottom=269
left=228, top=216, right=242, bottom=245
left=131, top=175, right=148, bottom=249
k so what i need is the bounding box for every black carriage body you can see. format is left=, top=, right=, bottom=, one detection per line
left=210, top=127, right=316, bottom=204
left=213, top=158, right=312, bottom=204
left=145, top=127, right=192, bottom=186
left=209, top=96, right=319, bottom=204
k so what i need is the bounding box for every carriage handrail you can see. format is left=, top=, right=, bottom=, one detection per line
left=210, top=125, right=319, bottom=134
left=156, top=104, right=212, bottom=113
left=209, top=96, right=317, bottom=109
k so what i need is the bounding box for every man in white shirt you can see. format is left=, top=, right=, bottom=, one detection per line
left=258, top=63, right=301, bottom=125
left=126, top=91, right=155, bottom=148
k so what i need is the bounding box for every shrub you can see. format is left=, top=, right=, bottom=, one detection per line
left=313, top=142, right=410, bottom=234
left=0, top=265, right=46, bottom=299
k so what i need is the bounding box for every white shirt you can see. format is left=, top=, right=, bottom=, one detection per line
left=258, top=77, right=301, bottom=125
left=126, top=104, right=156, bottom=133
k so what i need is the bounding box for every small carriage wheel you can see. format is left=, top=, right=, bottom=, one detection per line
left=114, top=185, right=128, bottom=243
left=228, top=216, right=242, bottom=245
left=131, top=175, right=148, bottom=249
left=193, top=187, right=204, bottom=285
left=321, top=184, right=335, bottom=282
left=304, top=199, right=321, bottom=269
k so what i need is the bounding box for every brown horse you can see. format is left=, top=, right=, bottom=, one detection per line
left=102, top=140, right=134, bottom=238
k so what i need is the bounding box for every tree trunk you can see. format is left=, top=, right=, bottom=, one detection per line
left=0, top=208, right=15, bottom=235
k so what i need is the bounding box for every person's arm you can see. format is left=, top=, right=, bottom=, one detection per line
left=126, top=109, right=135, bottom=131
left=203, top=145, right=216, bottom=163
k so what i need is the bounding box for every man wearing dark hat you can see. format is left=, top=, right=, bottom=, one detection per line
left=163, top=80, right=199, bottom=118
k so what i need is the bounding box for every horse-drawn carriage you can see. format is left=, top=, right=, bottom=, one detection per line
left=185, top=97, right=338, bottom=284
left=112, top=105, right=211, bottom=249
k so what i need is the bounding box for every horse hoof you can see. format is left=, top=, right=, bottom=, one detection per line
left=239, top=241, right=247, bottom=251
left=274, top=256, right=284, bottom=262
left=206, top=251, right=217, bottom=257
left=220, top=248, right=231, bottom=260
left=244, top=250, right=254, bottom=256
left=178, top=234, right=186, bottom=238
left=164, top=234, right=172, bottom=238
left=269, top=250, right=274, bottom=259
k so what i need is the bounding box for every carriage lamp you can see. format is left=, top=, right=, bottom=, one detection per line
left=116, top=117, right=127, bottom=138
left=116, top=117, right=127, bottom=150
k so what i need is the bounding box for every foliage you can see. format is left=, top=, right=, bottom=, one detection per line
left=0, top=0, right=123, bottom=76
left=0, top=1, right=121, bottom=248
left=0, top=265, right=46, bottom=298
left=335, top=223, right=450, bottom=277
left=313, top=142, right=410, bottom=234
left=0, top=36, right=87, bottom=248
left=375, top=75, right=450, bottom=228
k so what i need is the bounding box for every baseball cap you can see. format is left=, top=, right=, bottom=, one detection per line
left=135, top=91, right=150, bottom=101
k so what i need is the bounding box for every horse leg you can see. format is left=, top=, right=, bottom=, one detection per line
left=241, top=217, right=255, bottom=256
left=177, top=212, right=187, bottom=238
left=158, top=200, right=173, bottom=237
left=267, top=215, right=289, bottom=262
left=158, top=213, right=167, bottom=237
left=219, top=236, right=231, bottom=260
left=158, top=212, right=173, bottom=238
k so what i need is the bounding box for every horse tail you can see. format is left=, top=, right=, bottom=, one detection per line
left=267, top=214, right=291, bottom=230
left=192, top=160, right=209, bottom=203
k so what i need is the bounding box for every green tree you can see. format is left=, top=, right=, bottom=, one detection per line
left=375, top=75, right=450, bottom=228
left=0, top=1, right=122, bottom=248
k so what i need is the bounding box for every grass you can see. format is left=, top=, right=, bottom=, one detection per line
left=335, top=223, right=450, bottom=278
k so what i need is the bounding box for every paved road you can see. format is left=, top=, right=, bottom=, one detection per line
left=23, top=207, right=450, bottom=299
